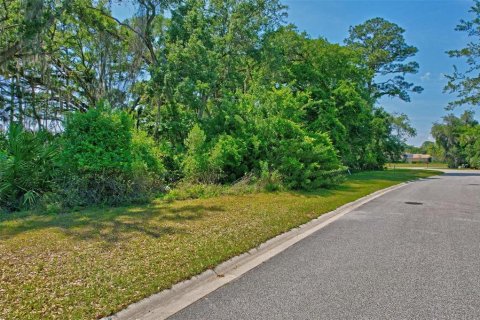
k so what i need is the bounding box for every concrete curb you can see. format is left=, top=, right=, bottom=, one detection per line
left=104, top=181, right=412, bottom=320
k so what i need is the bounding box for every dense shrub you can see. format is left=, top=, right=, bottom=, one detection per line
left=182, top=124, right=216, bottom=183
left=0, top=124, right=58, bottom=211
left=209, top=135, right=248, bottom=182
left=61, top=107, right=133, bottom=173
left=255, top=117, right=345, bottom=189
left=132, top=130, right=165, bottom=176
left=180, top=87, right=346, bottom=189
left=461, top=126, right=480, bottom=169
left=57, top=108, right=165, bottom=208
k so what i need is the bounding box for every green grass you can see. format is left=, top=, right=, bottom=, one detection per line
left=0, top=169, right=441, bottom=320
left=386, top=162, right=448, bottom=169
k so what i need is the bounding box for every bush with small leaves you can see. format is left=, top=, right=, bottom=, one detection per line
left=57, top=107, right=165, bottom=208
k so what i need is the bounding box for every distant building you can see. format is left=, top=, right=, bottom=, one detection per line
left=403, top=153, right=432, bottom=163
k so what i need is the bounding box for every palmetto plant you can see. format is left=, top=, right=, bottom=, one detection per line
left=0, top=124, right=58, bottom=211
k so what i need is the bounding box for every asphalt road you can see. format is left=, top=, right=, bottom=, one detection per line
left=170, top=170, right=480, bottom=320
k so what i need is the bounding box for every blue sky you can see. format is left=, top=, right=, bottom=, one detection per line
left=114, top=0, right=476, bottom=145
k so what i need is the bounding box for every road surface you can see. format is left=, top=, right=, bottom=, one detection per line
left=169, top=170, right=480, bottom=320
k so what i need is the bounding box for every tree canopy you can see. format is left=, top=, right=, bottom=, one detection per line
left=345, top=17, right=423, bottom=102
left=431, top=111, right=480, bottom=168
left=0, top=0, right=423, bottom=212
left=445, top=0, right=480, bottom=109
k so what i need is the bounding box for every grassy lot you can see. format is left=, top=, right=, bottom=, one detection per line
left=386, top=162, right=448, bottom=169
left=0, top=169, right=441, bottom=320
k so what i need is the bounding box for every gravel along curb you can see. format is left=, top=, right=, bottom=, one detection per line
left=104, top=181, right=412, bottom=320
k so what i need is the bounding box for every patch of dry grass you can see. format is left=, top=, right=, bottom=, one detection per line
left=0, top=169, right=441, bottom=319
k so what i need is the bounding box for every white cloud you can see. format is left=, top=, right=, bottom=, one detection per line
left=421, top=72, right=431, bottom=81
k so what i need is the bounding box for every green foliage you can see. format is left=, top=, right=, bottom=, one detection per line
left=0, top=124, right=58, bottom=211
left=147, top=0, right=287, bottom=139
left=163, top=170, right=283, bottom=201
left=61, top=107, right=133, bottom=173
left=259, top=26, right=414, bottom=170
left=181, top=86, right=346, bottom=189
left=460, top=126, right=480, bottom=168
left=369, top=109, right=416, bottom=167
left=445, top=0, right=480, bottom=109
left=345, top=17, right=423, bottom=102
left=1, top=1, right=426, bottom=212
left=132, top=130, right=164, bottom=176
left=58, top=107, right=164, bottom=207
left=256, top=117, right=344, bottom=189
left=0, top=130, right=6, bottom=149
left=183, top=124, right=218, bottom=183
left=209, top=135, right=247, bottom=182
left=431, top=111, right=479, bottom=168
left=327, top=81, right=374, bottom=168
left=257, top=162, right=283, bottom=192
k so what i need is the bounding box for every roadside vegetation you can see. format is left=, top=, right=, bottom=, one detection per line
left=402, top=106, right=480, bottom=171
left=0, top=169, right=441, bottom=319
left=430, top=111, right=480, bottom=169
left=1, top=1, right=423, bottom=213
left=406, top=1, right=480, bottom=170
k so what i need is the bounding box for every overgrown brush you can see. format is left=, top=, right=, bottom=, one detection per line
left=54, top=107, right=165, bottom=209
left=0, top=124, right=58, bottom=211
left=0, top=108, right=166, bottom=213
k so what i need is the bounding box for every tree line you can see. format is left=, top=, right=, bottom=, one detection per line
left=409, top=110, right=480, bottom=169
left=0, top=0, right=422, bottom=212
left=410, top=1, right=480, bottom=169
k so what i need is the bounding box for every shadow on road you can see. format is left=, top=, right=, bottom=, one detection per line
left=443, top=172, right=480, bottom=177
